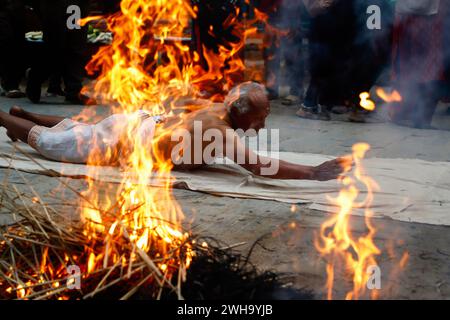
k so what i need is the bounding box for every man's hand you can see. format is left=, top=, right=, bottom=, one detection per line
left=312, top=157, right=353, bottom=181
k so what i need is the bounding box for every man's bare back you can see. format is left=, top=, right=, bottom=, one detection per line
left=154, top=103, right=231, bottom=170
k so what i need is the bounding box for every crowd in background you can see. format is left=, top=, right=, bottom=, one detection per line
left=259, top=0, right=450, bottom=128
left=0, top=0, right=449, bottom=129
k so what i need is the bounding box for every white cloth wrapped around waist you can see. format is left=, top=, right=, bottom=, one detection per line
left=27, top=111, right=164, bottom=164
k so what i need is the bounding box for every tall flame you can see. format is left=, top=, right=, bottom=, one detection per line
left=315, top=143, right=381, bottom=300
left=78, top=0, right=268, bottom=289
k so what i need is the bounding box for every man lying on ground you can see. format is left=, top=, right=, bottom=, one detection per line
left=0, top=82, right=351, bottom=181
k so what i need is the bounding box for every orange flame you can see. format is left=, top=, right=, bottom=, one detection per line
left=3, top=0, right=272, bottom=298
left=375, top=88, right=402, bottom=103
left=76, top=0, right=269, bottom=291
left=359, top=92, right=376, bottom=111
left=315, top=143, right=381, bottom=300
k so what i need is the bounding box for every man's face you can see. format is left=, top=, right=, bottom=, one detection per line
left=237, top=89, right=270, bottom=133
left=235, top=97, right=270, bottom=133
left=247, top=105, right=269, bottom=133
left=250, top=89, right=270, bottom=132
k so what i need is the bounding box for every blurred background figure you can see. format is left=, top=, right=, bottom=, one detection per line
left=297, top=0, right=393, bottom=122
left=261, top=0, right=308, bottom=103
left=45, top=73, right=65, bottom=98
left=442, top=1, right=450, bottom=114
left=296, top=0, right=342, bottom=121
left=26, top=0, right=94, bottom=105
left=391, top=0, right=449, bottom=128
left=0, top=0, right=26, bottom=98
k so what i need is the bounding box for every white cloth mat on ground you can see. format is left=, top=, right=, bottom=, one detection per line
left=1, top=128, right=449, bottom=226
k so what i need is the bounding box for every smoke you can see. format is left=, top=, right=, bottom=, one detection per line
left=264, top=0, right=450, bottom=128
left=385, top=0, right=449, bottom=128
left=264, top=0, right=395, bottom=103
left=264, top=1, right=306, bottom=97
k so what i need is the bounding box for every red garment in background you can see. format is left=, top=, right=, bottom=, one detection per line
left=392, top=2, right=447, bottom=83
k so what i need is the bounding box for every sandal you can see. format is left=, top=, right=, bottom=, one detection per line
left=296, top=104, right=330, bottom=121
left=5, top=89, right=26, bottom=99
left=282, top=95, right=300, bottom=106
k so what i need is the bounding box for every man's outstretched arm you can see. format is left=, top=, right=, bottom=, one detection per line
left=224, top=130, right=351, bottom=181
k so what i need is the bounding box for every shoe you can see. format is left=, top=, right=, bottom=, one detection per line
left=5, top=89, right=26, bottom=99
left=65, top=93, right=97, bottom=106
left=282, top=94, right=300, bottom=106
left=296, top=104, right=330, bottom=121
left=317, top=104, right=331, bottom=120
left=330, top=105, right=349, bottom=114
left=46, top=87, right=65, bottom=97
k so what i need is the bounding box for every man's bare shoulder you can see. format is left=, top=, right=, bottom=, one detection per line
left=182, top=104, right=232, bottom=132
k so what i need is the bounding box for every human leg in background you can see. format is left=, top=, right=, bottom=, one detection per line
left=26, top=0, right=55, bottom=103
left=62, top=0, right=92, bottom=104
left=47, top=72, right=65, bottom=97
left=412, top=82, right=441, bottom=129
left=27, top=0, right=93, bottom=105
left=280, top=1, right=307, bottom=105
left=297, top=41, right=331, bottom=121
left=263, top=6, right=283, bottom=100
left=282, top=28, right=305, bottom=105
left=391, top=2, right=446, bottom=127
left=0, top=1, right=26, bottom=98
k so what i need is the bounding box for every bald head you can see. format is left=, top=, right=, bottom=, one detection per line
left=225, top=82, right=269, bottom=115
left=224, top=82, right=270, bottom=132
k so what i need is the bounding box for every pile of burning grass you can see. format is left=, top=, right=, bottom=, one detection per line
left=0, top=169, right=312, bottom=300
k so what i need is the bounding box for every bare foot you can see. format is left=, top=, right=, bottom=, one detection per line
left=9, top=106, right=24, bottom=118
left=6, top=130, right=18, bottom=142
left=5, top=107, right=23, bottom=142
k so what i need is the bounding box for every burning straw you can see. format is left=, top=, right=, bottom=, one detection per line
left=0, top=164, right=191, bottom=300
left=0, top=156, right=310, bottom=300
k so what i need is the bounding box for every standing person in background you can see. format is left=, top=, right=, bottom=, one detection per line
left=258, top=0, right=282, bottom=99
left=259, top=0, right=308, bottom=102
left=0, top=0, right=26, bottom=98
left=337, top=0, right=394, bottom=122
left=296, top=0, right=340, bottom=121
left=297, top=0, right=393, bottom=122
left=265, top=0, right=309, bottom=105
left=391, top=0, right=449, bottom=128
left=26, top=0, right=94, bottom=105
left=280, top=1, right=310, bottom=106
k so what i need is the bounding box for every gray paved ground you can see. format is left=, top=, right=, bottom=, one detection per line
left=1, top=94, right=450, bottom=299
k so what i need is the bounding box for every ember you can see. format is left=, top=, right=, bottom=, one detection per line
left=359, top=92, right=376, bottom=112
